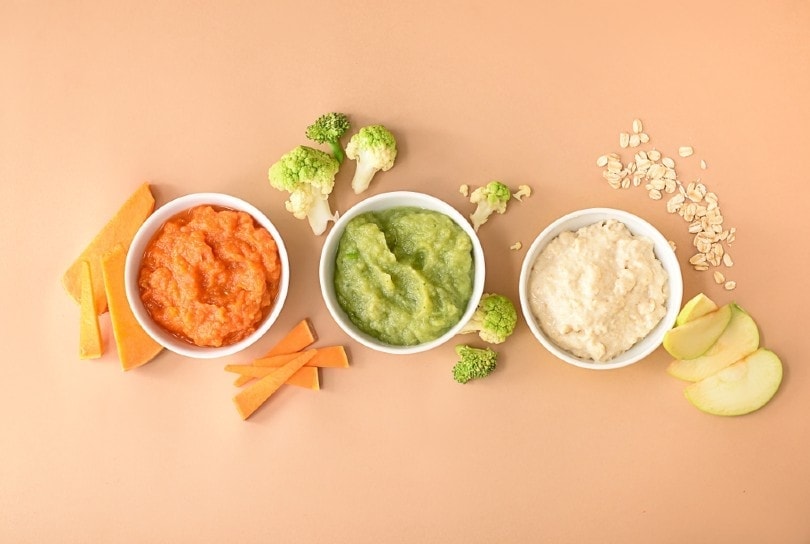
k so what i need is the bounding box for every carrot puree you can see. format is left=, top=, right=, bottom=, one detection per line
left=138, top=205, right=281, bottom=347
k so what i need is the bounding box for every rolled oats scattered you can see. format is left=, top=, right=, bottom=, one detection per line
left=682, top=203, right=697, bottom=222
left=596, top=119, right=738, bottom=285
left=724, top=280, right=737, bottom=291
left=648, top=163, right=665, bottom=180
left=603, top=170, right=620, bottom=182
left=666, top=194, right=684, bottom=213
left=714, top=271, right=726, bottom=284
left=696, top=237, right=712, bottom=255
left=689, top=253, right=707, bottom=265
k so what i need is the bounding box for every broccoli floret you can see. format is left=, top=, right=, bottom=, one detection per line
left=469, top=181, right=511, bottom=231
left=452, top=344, right=498, bottom=384
left=268, top=145, right=340, bottom=235
left=458, top=293, right=517, bottom=344
left=305, top=112, right=350, bottom=163
left=345, top=124, right=397, bottom=194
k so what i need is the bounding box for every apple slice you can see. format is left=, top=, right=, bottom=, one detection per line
left=684, top=348, right=783, bottom=416
left=663, top=303, right=732, bottom=360
left=675, top=293, right=718, bottom=326
left=667, top=304, right=759, bottom=382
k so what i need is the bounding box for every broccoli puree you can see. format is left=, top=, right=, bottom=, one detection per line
left=334, top=207, right=474, bottom=346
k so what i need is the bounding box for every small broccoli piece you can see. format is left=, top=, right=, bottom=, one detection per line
left=268, top=145, right=340, bottom=235
left=345, top=124, right=397, bottom=194
left=452, top=344, right=498, bottom=384
left=305, top=112, right=350, bottom=163
left=469, top=181, right=511, bottom=231
left=458, top=293, right=517, bottom=344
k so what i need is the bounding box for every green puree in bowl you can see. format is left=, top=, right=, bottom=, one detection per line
left=334, top=207, right=474, bottom=346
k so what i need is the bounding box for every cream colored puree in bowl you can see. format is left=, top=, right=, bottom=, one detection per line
left=527, top=219, right=669, bottom=362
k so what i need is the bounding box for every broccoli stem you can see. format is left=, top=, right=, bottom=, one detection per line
left=306, top=194, right=339, bottom=236
left=350, top=161, right=379, bottom=194
left=329, top=142, right=345, bottom=164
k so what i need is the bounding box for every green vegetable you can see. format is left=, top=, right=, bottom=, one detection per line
left=345, top=124, right=398, bottom=194
left=458, top=293, right=518, bottom=344
left=469, top=181, right=511, bottom=231
left=452, top=344, right=498, bottom=384
left=268, top=145, right=340, bottom=235
left=305, top=112, right=350, bottom=163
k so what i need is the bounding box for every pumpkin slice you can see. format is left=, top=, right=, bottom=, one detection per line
left=233, top=350, right=317, bottom=419
left=79, top=260, right=103, bottom=359
left=62, top=183, right=155, bottom=314
left=233, top=319, right=320, bottom=387
left=100, top=244, right=163, bottom=370
left=264, top=319, right=317, bottom=356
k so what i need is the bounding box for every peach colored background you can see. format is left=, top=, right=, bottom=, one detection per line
left=2, top=1, right=809, bottom=542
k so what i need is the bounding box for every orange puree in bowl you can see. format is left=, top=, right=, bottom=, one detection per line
left=138, top=205, right=281, bottom=348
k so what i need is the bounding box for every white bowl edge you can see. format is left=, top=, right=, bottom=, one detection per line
left=124, top=192, right=290, bottom=359
left=518, top=207, right=683, bottom=370
left=319, top=191, right=486, bottom=355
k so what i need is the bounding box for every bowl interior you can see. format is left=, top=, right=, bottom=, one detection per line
left=320, top=191, right=486, bottom=355
left=518, top=208, right=683, bottom=370
left=125, top=193, right=289, bottom=359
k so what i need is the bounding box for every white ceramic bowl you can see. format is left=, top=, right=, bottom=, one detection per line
left=320, top=191, right=486, bottom=355
left=518, top=208, right=683, bottom=370
left=125, top=193, right=289, bottom=359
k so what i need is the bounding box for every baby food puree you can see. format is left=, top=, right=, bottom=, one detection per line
left=138, top=205, right=282, bottom=348
left=527, top=219, right=668, bottom=362
left=334, top=207, right=474, bottom=346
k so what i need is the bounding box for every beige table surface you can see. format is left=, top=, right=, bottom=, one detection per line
left=2, top=1, right=809, bottom=542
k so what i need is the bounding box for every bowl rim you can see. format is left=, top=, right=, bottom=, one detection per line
left=124, top=192, right=290, bottom=359
left=518, top=207, right=683, bottom=370
left=319, top=190, right=486, bottom=355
